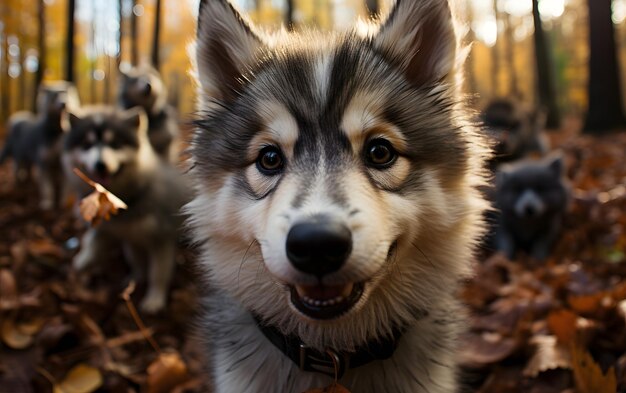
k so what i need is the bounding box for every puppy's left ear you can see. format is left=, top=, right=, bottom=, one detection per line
left=119, top=107, right=148, bottom=135
left=195, top=0, right=264, bottom=104
left=546, top=153, right=564, bottom=177
left=374, top=0, right=459, bottom=87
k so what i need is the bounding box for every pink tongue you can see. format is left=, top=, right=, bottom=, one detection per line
left=295, top=284, right=353, bottom=301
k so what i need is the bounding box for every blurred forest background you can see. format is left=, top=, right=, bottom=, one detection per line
left=2, top=0, right=626, bottom=392
left=0, top=0, right=626, bottom=130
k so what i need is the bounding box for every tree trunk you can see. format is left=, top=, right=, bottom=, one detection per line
left=491, top=0, right=500, bottom=96
left=465, top=2, right=478, bottom=95
left=34, top=0, right=46, bottom=111
left=583, top=0, right=626, bottom=133
left=503, top=11, right=518, bottom=97
left=130, top=0, right=138, bottom=66
left=285, top=0, right=295, bottom=31
left=532, top=0, right=560, bottom=129
left=0, top=17, right=9, bottom=123
left=365, top=0, right=378, bottom=18
left=65, top=0, right=75, bottom=82
left=118, top=0, right=123, bottom=70
left=151, top=0, right=161, bottom=70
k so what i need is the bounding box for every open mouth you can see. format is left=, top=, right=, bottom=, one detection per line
left=290, top=282, right=364, bottom=320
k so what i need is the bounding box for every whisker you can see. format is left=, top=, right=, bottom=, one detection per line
left=238, top=239, right=259, bottom=289
left=411, top=241, right=435, bottom=269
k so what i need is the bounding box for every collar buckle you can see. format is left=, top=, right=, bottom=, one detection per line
left=299, top=344, right=349, bottom=379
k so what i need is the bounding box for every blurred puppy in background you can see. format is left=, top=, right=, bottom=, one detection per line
left=118, top=65, right=180, bottom=162
left=62, top=105, right=189, bottom=313
left=0, top=82, right=80, bottom=209
left=494, top=154, right=570, bottom=260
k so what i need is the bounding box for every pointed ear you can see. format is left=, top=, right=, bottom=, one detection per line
left=373, top=0, right=459, bottom=87
left=195, top=0, right=264, bottom=104
left=68, top=112, right=84, bottom=129
left=119, top=107, right=148, bottom=135
left=546, top=153, right=564, bottom=177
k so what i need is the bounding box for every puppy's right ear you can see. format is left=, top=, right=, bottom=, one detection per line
left=119, top=107, right=148, bottom=135
left=195, top=0, right=264, bottom=104
left=68, top=112, right=83, bottom=129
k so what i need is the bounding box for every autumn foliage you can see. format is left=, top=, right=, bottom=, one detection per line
left=1, top=121, right=626, bottom=391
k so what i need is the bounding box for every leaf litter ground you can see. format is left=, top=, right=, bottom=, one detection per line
left=1, top=120, right=625, bottom=392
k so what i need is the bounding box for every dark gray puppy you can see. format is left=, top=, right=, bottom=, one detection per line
left=0, top=82, right=80, bottom=209
left=118, top=65, right=179, bottom=162
left=495, top=154, right=570, bottom=260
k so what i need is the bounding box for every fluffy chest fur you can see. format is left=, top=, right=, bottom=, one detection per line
left=187, top=0, right=489, bottom=391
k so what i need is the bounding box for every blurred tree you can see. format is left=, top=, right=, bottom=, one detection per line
left=34, top=0, right=45, bottom=110
left=491, top=0, right=500, bottom=96
left=131, top=0, right=138, bottom=65
left=532, top=0, right=560, bottom=128
left=152, top=0, right=161, bottom=70
left=0, top=5, right=8, bottom=123
left=118, top=0, right=123, bottom=70
left=285, top=0, right=295, bottom=30
left=584, top=0, right=626, bottom=132
left=65, top=0, right=75, bottom=82
left=365, top=0, right=378, bottom=18
left=503, top=10, right=518, bottom=97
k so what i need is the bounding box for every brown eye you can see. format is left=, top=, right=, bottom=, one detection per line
left=256, top=146, right=284, bottom=175
left=365, top=139, right=397, bottom=168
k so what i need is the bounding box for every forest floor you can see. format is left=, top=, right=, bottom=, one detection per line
left=0, top=119, right=625, bottom=393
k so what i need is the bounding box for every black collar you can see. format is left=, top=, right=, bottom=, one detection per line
left=255, top=316, right=404, bottom=379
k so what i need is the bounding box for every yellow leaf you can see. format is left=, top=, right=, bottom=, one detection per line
left=53, top=364, right=103, bottom=393
left=146, top=351, right=190, bottom=393
left=570, top=344, right=617, bottom=393
left=0, top=317, right=34, bottom=349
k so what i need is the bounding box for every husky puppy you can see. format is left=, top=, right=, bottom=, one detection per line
left=495, top=154, right=569, bottom=261
left=481, top=98, right=549, bottom=169
left=118, top=65, right=179, bottom=162
left=1, top=82, right=79, bottom=209
left=62, top=106, right=189, bottom=313
left=187, top=0, right=490, bottom=391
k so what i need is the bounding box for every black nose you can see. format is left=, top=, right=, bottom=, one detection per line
left=286, top=218, right=352, bottom=277
left=524, top=205, right=536, bottom=217
left=95, top=161, right=108, bottom=176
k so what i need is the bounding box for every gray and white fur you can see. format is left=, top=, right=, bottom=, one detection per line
left=118, top=65, right=180, bottom=162
left=187, top=0, right=490, bottom=392
left=495, top=154, right=570, bottom=260
left=1, top=82, right=79, bottom=209
left=62, top=106, right=190, bottom=313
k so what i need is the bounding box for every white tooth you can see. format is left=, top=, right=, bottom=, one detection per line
left=334, top=296, right=343, bottom=303
left=314, top=300, right=322, bottom=306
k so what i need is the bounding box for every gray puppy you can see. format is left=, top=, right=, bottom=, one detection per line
left=495, top=154, right=570, bottom=260
left=1, top=82, right=80, bottom=209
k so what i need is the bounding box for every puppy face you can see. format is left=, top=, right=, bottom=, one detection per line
left=189, top=0, right=488, bottom=345
left=64, top=107, right=148, bottom=190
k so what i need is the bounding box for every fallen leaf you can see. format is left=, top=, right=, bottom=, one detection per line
left=459, top=332, right=518, bottom=368
left=303, top=383, right=351, bottom=393
left=1, top=317, right=34, bottom=349
left=73, top=168, right=127, bottom=226
left=146, top=351, right=190, bottom=393
left=0, top=269, right=18, bottom=309
left=570, top=345, right=617, bottom=393
left=52, top=364, right=103, bottom=393
left=547, top=309, right=578, bottom=345
left=523, top=335, right=572, bottom=378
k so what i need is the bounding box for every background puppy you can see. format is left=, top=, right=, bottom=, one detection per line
left=0, top=82, right=79, bottom=209
left=63, top=106, right=189, bottom=313
left=495, top=154, right=570, bottom=260
left=187, top=0, right=490, bottom=391
left=118, top=65, right=180, bottom=162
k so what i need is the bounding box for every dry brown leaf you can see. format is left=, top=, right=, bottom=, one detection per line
left=568, top=293, right=606, bottom=316
left=73, top=168, right=127, bottom=226
left=0, top=317, right=34, bottom=349
left=303, top=383, right=351, bottom=393
left=52, top=364, right=103, bottom=393
left=570, top=345, right=617, bottom=393
left=547, top=309, right=578, bottom=345
left=523, top=335, right=572, bottom=378
left=0, top=269, right=18, bottom=309
left=146, top=351, right=190, bottom=393
left=459, top=332, right=518, bottom=368
left=27, top=238, right=65, bottom=260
